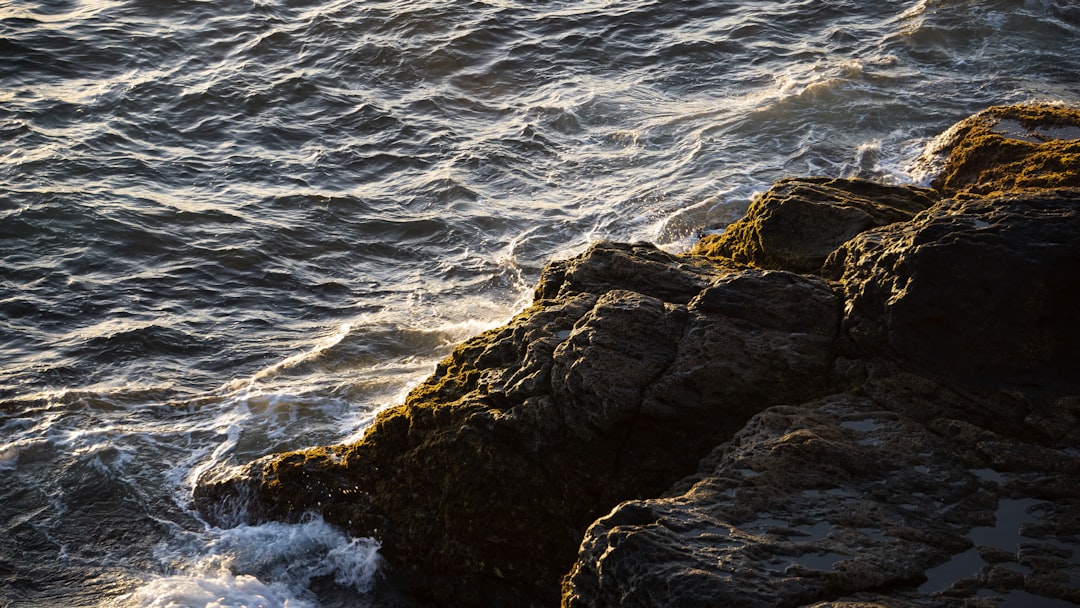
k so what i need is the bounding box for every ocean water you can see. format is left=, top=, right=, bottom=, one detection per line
left=2, top=0, right=1079, bottom=605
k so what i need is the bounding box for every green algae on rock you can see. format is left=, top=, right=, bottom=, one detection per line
left=921, top=104, right=1080, bottom=197
left=692, top=177, right=937, bottom=274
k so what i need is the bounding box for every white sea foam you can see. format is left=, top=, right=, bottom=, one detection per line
left=123, top=573, right=312, bottom=608
left=122, top=516, right=381, bottom=608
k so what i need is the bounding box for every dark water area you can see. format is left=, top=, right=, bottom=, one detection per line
left=2, top=0, right=1080, bottom=605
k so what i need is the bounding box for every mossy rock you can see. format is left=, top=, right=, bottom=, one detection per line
left=928, top=104, right=1080, bottom=197
left=692, top=177, right=937, bottom=273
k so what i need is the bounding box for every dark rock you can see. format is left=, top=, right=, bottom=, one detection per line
left=195, top=241, right=843, bottom=606
left=559, top=106, right=1080, bottom=608
left=562, top=396, right=1080, bottom=608
left=692, top=177, right=937, bottom=274
left=194, top=105, right=1080, bottom=608
left=563, top=397, right=965, bottom=607
left=535, top=240, right=736, bottom=303
left=823, top=189, right=1080, bottom=398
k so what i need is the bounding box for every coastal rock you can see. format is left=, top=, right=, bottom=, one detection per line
left=195, top=241, right=844, bottom=606
left=692, top=177, right=937, bottom=274
left=534, top=240, right=732, bottom=303
left=562, top=396, right=1080, bottom=608
left=560, top=106, right=1080, bottom=607
left=194, top=105, right=1080, bottom=607
left=823, top=189, right=1080, bottom=398
left=922, top=104, right=1080, bottom=197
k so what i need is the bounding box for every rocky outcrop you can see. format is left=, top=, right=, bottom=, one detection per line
left=195, top=104, right=1080, bottom=607
left=561, top=104, right=1080, bottom=608
left=824, top=189, right=1080, bottom=396
left=196, top=243, right=846, bottom=606
left=564, top=393, right=1080, bottom=608
left=692, top=177, right=937, bottom=273
left=922, top=104, right=1080, bottom=197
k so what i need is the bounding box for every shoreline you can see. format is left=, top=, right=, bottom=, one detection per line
left=195, top=104, right=1080, bottom=607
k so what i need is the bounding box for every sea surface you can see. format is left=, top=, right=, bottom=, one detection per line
left=2, top=0, right=1079, bottom=605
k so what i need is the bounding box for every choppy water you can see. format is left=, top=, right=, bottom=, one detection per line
left=2, top=0, right=1079, bottom=605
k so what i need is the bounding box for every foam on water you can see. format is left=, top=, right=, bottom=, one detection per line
left=125, top=573, right=313, bottom=608
left=0, top=317, right=419, bottom=603
left=0, top=375, right=388, bottom=606
left=122, top=517, right=380, bottom=608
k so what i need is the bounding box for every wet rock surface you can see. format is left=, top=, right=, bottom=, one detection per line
left=195, top=104, right=1080, bottom=607
left=196, top=243, right=845, bottom=606
left=564, top=394, right=1080, bottom=608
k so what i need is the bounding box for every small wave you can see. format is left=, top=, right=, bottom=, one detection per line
left=123, top=572, right=314, bottom=608
left=80, top=322, right=212, bottom=360
left=121, top=516, right=381, bottom=608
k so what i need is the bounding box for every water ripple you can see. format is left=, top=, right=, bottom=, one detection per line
left=3, top=0, right=1080, bottom=603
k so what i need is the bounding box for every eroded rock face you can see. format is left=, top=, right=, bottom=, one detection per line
left=824, top=189, right=1080, bottom=395
left=195, top=242, right=844, bottom=606
left=563, top=395, right=1080, bottom=608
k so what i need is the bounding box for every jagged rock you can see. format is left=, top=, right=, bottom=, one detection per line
left=562, top=396, right=1080, bottom=608
left=560, top=106, right=1080, bottom=608
left=921, top=104, right=1080, bottom=197
left=535, top=241, right=735, bottom=303
left=195, top=241, right=843, bottom=606
left=194, top=105, right=1080, bottom=607
left=823, top=189, right=1080, bottom=397
left=692, top=177, right=937, bottom=274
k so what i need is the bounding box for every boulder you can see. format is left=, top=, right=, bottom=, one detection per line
left=823, top=189, right=1080, bottom=397
left=692, top=177, right=937, bottom=274
left=194, top=105, right=1080, bottom=607
left=921, top=104, right=1080, bottom=197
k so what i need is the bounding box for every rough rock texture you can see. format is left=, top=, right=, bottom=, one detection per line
left=923, top=104, right=1080, bottom=197
left=196, top=242, right=845, bottom=606
left=195, top=104, right=1080, bottom=607
left=560, top=104, right=1080, bottom=608
left=563, top=394, right=1080, bottom=608
left=824, top=189, right=1080, bottom=395
left=692, top=177, right=937, bottom=273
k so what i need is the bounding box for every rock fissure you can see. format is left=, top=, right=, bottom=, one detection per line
left=609, top=300, right=692, bottom=483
